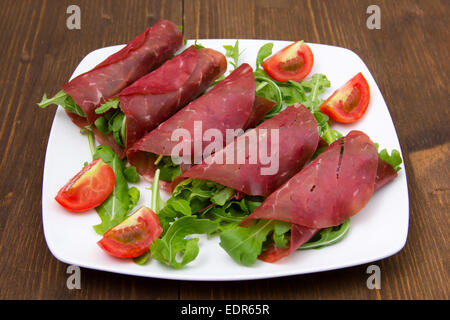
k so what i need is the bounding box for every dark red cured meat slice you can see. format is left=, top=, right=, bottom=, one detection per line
left=285, top=159, right=396, bottom=255
left=126, top=96, right=273, bottom=193
left=67, top=46, right=227, bottom=159
left=177, top=96, right=277, bottom=174
left=260, top=158, right=398, bottom=261
left=120, top=46, right=227, bottom=152
left=258, top=157, right=399, bottom=264
left=129, top=63, right=255, bottom=157
left=258, top=225, right=319, bottom=262
left=243, top=96, right=276, bottom=130
left=173, top=103, right=320, bottom=196
left=62, top=20, right=183, bottom=124
left=127, top=64, right=257, bottom=187
left=241, top=130, right=379, bottom=229
left=259, top=157, right=398, bottom=263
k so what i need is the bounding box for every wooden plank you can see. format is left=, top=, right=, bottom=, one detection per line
left=0, top=0, right=182, bottom=299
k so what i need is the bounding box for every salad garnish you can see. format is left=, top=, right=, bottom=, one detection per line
left=38, top=90, right=85, bottom=117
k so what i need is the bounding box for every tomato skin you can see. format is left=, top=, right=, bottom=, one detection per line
left=97, top=207, right=162, bottom=258
left=258, top=244, right=290, bottom=263
left=319, top=72, right=370, bottom=123
left=262, top=41, right=314, bottom=82
left=55, top=159, right=115, bottom=212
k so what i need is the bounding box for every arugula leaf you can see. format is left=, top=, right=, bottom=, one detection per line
left=94, top=116, right=110, bottom=135
left=150, top=216, right=218, bottom=268
left=133, top=251, right=149, bottom=265
left=111, top=111, right=127, bottom=147
left=158, top=179, right=236, bottom=234
left=155, top=156, right=181, bottom=182
left=256, top=42, right=273, bottom=69
left=94, top=109, right=127, bottom=148
left=92, top=145, right=139, bottom=234
left=85, top=128, right=96, bottom=157
left=64, top=96, right=86, bottom=117
left=38, top=90, right=68, bottom=108
left=220, top=218, right=351, bottom=265
left=167, top=198, right=192, bottom=216
left=299, top=219, right=350, bottom=249
left=194, top=40, right=205, bottom=49
left=204, top=204, right=244, bottom=227
left=219, top=219, right=275, bottom=266
left=201, top=197, right=262, bottom=234
left=157, top=199, right=188, bottom=233
left=165, top=179, right=230, bottom=214
left=300, top=74, right=331, bottom=101
left=123, top=166, right=140, bottom=183
left=223, top=40, right=243, bottom=70
left=376, top=146, right=403, bottom=172
left=210, top=187, right=235, bottom=206
left=38, top=90, right=85, bottom=117
left=272, top=221, right=291, bottom=249
left=262, top=220, right=351, bottom=252
left=320, top=122, right=342, bottom=145
left=127, top=187, right=140, bottom=211
left=211, top=74, right=225, bottom=86
left=279, top=85, right=306, bottom=106
left=254, top=73, right=283, bottom=119
left=151, top=169, right=166, bottom=214
left=95, top=98, right=120, bottom=114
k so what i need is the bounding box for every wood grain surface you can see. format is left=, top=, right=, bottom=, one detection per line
left=0, top=0, right=448, bottom=299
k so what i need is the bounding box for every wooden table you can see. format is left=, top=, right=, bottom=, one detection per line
left=0, top=0, right=448, bottom=300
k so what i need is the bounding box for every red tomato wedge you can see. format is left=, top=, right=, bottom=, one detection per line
left=319, top=72, right=370, bottom=123
left=97, top=207, right=162, bottom=258
left=55, top=158, right=115, bottom=212
left=262, top=41, right=314, bottom=82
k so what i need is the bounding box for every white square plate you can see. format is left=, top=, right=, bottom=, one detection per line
left=42, top=39, right=409, bottom=281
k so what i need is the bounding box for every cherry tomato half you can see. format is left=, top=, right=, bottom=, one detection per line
left=97, top=207, right=162, bottom=258
left=55, top=158, right=115, bottom=212
left=319, top=72, right=370, bottom=123
left=262, top=41, right=314, bottom=82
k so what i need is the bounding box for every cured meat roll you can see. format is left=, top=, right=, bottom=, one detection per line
left=127, top=63, right=275, bottom=189
left=240, top=130, right=398, bottom=261
left=173, top=103, right=320, bottom=197
left=68, top=45, right=227, bottom=158
left=63, top=20, right=184, bottom=124
left=120, top=45, right=227, bottom=152
left=242, top=131, right=379, bottom=228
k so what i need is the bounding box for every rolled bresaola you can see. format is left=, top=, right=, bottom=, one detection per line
left=68, top=45, right=227, bottom=158
left=127, top=63, right=261, bottom=189
left=241, top=130, right=396, bottom=262
left=172, top=103, right=320, bottom=197
left=120, top=45, right=227, bottom=152
left=62, top=20, right=183, bottom=124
